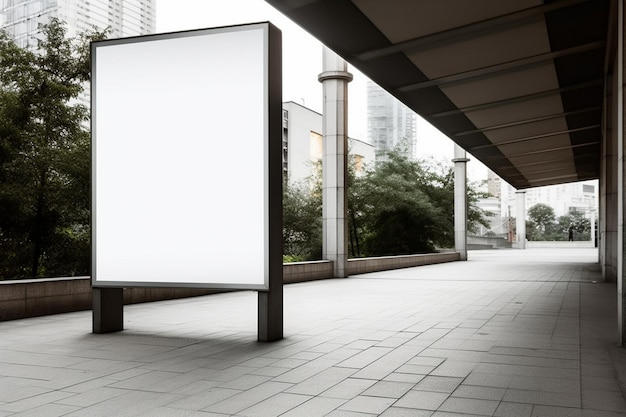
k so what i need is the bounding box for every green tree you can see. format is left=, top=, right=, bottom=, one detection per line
left=527, top=203, right=556, bottom=235
left=282, top=164, right=322, bottom=262
left=0, top=20, right=107, bottom=279
left=554, top=211, right=591, bottom=241
left=348, top=151, right=491, bottom=256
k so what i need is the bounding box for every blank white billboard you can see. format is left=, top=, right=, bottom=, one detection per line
left=92, top=23, right=280, bottom=289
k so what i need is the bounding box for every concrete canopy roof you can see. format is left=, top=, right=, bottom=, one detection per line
left=266, top=0, right=609, bottom=189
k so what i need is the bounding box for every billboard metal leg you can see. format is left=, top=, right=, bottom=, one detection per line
left=258, top=288, right=283, bottom=342
left=93, top=287, right=124, bottom=333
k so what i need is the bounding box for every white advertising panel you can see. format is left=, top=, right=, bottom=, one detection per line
left=92, top=23, right=278, bottom=289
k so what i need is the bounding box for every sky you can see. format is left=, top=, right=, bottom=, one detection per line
left=155, top=0, right=488, bottom=179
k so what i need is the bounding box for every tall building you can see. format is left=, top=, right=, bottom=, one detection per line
left=0, top=0, right=155, bottom=48
left=367, top=80, right=417, bottom=162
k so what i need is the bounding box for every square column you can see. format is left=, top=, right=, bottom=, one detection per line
left=514, top=191, right=526, bottom=249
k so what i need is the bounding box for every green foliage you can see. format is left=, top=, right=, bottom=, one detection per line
left=525, top=203, right=591, bottom=241
left=282, top=150, right=492, bottom=260
left=0, top=20, right=107, bottom=279
left=527, top=203, right=556, bottom=233
left=348, top=151, right=491, bottom=257
left=282, top=163, right=323, bottom=261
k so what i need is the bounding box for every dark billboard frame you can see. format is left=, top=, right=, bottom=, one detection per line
left=91, top=23, right=283, bottom=341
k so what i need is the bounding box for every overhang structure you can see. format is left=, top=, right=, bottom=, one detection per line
left=266, top=0, right=609, bottom=189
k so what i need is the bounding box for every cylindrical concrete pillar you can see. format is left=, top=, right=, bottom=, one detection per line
left=453, top=145, right=469, bottom=261
left=318, top=47, right=352, bottom=278
left=515, top=191, right=527, bottom=249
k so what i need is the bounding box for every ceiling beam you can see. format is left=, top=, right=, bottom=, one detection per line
left=428, top=79, right=603, bottom=118
left=494, top=152, right=597, bottom=170
left=483, top=141, right=599, bottom=160
left=453, top=107, right=602, bottom=137
left=398, top=41, right=605, bottom=93
left=469, top=125, right=600, bottom=150
left=355, top=0, right=592, bottom=61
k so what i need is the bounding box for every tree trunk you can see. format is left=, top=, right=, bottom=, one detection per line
left=30, top=172, right=46, bottom=277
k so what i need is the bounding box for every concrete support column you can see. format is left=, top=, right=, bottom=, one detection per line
left=514, top=191, right=527, bottom=249
left=453, top=145, right=469, bottom=261
left=618, top=0, right=625, bottom=346
left=318, top=47, right=352, bottom=278
left=591, top=209, right=596, bottom=248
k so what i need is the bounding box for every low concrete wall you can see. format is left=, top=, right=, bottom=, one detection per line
left=527, top=241, right=595, bottom=248
left=0, top=252, right=460, bottom=321
left=467, top=235, right=512, bottom=249
left=0, top=276, right=92, bottom=321
left=0, top=277, right=219, bottom=321
left=347, top=252, right=460, bottom=275
left=283, top=260, right=334, bottom=283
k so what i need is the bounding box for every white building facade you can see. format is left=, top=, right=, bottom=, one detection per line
left=282, top=101, right=374, bottom=185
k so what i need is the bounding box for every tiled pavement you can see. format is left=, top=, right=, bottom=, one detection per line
left=1, top=248, right=626, bottom=416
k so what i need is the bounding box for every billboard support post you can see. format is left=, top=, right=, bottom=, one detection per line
left=93, top=287, right=123, bottom=333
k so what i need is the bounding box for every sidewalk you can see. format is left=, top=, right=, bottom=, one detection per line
left=0, top=248, right=625, bottom=416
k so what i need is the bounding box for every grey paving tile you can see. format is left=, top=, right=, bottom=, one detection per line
left=531, top=405, right=582, bottom=417
left=237, top=392, right=311, bottom=416
left=60, top=377, right=118, bottom=394
left=438, top=397, right=499, bottom=416
left=430, top=360, right=475, bottom=377
left=503, top=388, right=581, bottom=408
left=219, top=374, right=271, bottom=390
left=414, top=376, right=463, bottom=394
left=451, top=384, right=506, bottom=401
left=202, top=381, right=291, bottom=414
left=248, top=366, right=290, bottom=377
left=379, top=408, right=434, bottom=416
left=352, top=345, right=424, bottom=381
left=581, top=375, right=622, bottom=392
left=362, top=381, right=414, bottom=399
left=463, top=372, right=512, bottom=388
left=326, top=410, right=378, bottom=417
left=581, top=410, right=626, bottom=417
left=0, top=389, right=75, bottom=413
left=493, top=401, right=532, bottom=417
left=0, top=385, right=52, bottom=403
left=8, top=403, right=80, bottom=417
left=285, top=366, right=356, bottom=395
left=166, top=387, right=241, bottom=411
left=271, top=357, right=341, bottom=384
left=383, top=372, right=426, bottom=384
left=63, top=391, right=182, bottom=417
left=396, top=364, right=437, bottom=375
left=55, top=387, right=127, bottom=407
left=429, top=411, right=485, bottom=417
left=321, top=378, right=377, bottom=399
left=281, top=396, right=347, bottom=417
left=508, top=375, right=580, bottom=394
left=406, top=357, right=446, bottom=367
left=337, top=347, right=394, bottom=369
left=339, top=395, right=395, bottom=414
left=394, top=390, right=449, bottom=410
left=582, top=388, right=626, bottom=412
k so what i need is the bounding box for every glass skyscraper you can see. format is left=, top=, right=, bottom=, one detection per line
left=367, top=80, right=417, bottom=162
left=0, top=0, right=155, bottom=48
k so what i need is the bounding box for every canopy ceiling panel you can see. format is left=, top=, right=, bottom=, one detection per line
left=266, top=0, right=609, bottom=189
